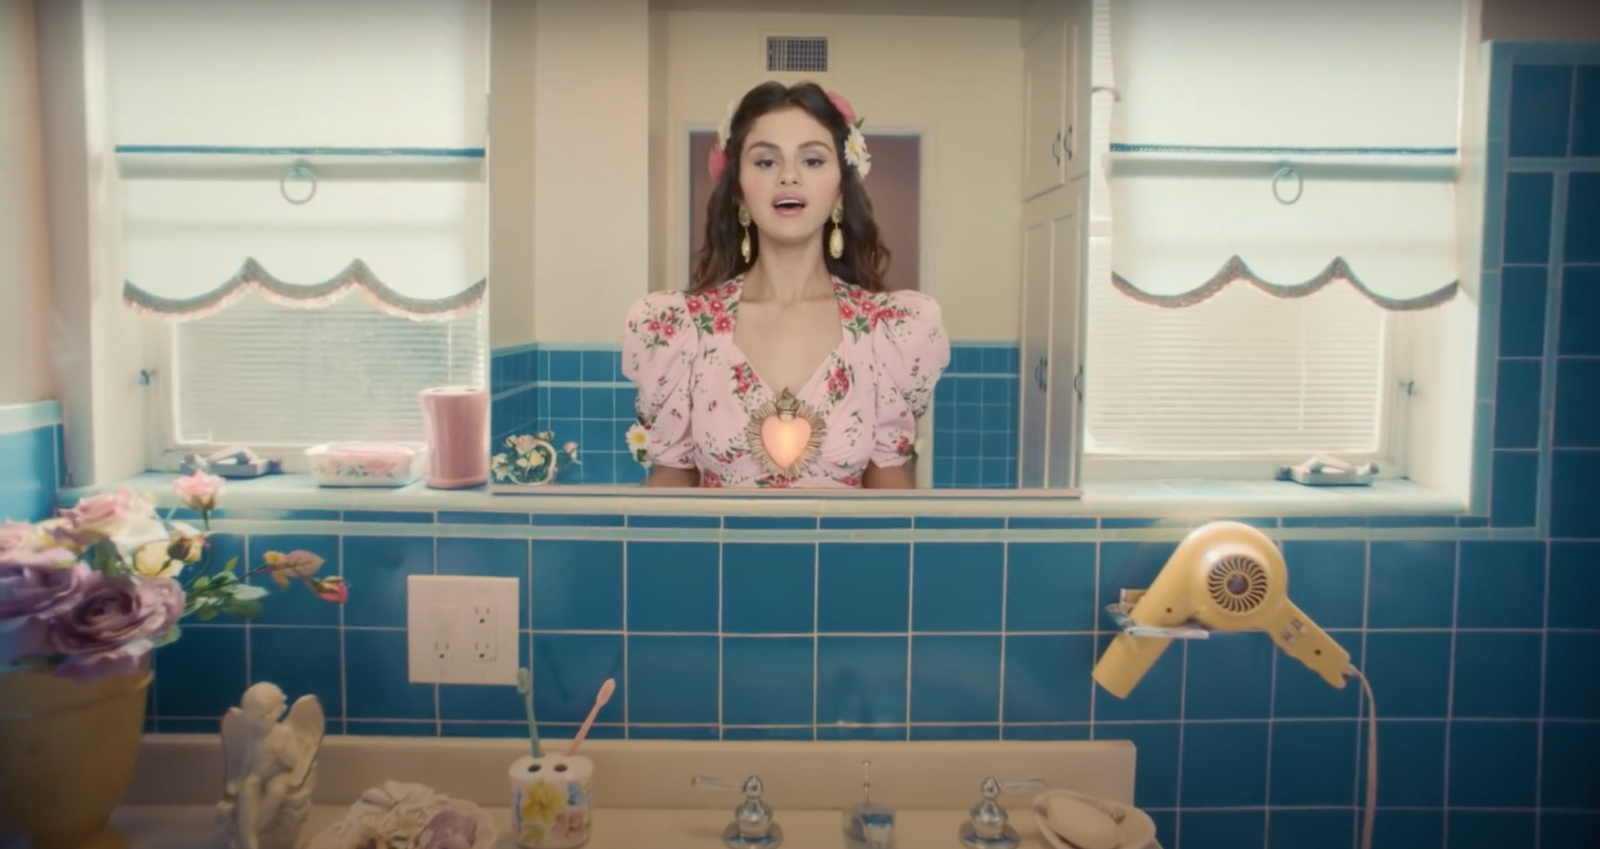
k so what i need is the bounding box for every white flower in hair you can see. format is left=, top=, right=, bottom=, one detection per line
left=715, top=97, right=739, bottom=150
left=844, top=127, right=872, bottom=179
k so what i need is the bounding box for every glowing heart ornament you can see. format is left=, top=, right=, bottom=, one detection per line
left=745, top=389, right=826, bottom=478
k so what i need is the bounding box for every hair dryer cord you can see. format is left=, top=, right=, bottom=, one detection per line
left=1346, top=664, right=1377, bottom=849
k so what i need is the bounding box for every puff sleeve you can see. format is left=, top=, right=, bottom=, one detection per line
left=622, top=292, right=699, bottom=470
left=869, top=290, right=951, bottom=468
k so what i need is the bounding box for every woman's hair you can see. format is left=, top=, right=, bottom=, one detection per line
left=690, top=81, right=891, bottom=292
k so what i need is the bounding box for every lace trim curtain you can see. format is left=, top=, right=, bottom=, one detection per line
left=106, top=0, right=489, bottom=322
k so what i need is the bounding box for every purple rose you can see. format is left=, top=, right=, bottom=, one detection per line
left=45, top=574, right=185, bottom=680
left=0, top=559, right=90, bottom=621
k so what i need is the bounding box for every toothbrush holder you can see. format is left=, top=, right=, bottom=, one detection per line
left=509, top=754, right=595, bottom=848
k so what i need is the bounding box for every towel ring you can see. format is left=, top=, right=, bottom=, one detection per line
left=280, top=158, right=318, bottom=205
left=1272, top=164, right=1302, bottom=206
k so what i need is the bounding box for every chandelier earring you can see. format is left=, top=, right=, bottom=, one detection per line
left=737, top=205, right=752, bottom=264
left=828, top=201, right=845, bottom=260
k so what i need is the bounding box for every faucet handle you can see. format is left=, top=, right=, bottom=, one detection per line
left=691, top=774, right=783, bottom=849
left=958, top=776, right=1048, bottom=849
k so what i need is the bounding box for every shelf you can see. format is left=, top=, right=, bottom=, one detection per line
left=1109, top=142, right=1459, bottom=169
left=113, top=144, right=486, bottom=183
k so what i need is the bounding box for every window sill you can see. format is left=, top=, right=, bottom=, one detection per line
left=60, top=472, right=1470, bottom=522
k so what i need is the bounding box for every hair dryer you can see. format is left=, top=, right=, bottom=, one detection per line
left=1092, top=521, right=1351, bottom=699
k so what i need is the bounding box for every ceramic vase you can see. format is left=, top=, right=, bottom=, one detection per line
left=0, top=668, right=151, bottom=849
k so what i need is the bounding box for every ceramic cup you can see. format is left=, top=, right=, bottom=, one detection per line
left=510, top=754, right=594, bottom=848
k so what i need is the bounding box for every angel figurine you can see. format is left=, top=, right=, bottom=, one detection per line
left=218, top=682, right=327, bottom=849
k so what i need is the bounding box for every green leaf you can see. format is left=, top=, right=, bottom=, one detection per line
left=220, top=596, right=263, bottom=619
left=195, top=605, right=218, bottom=622
left=222, top=557, right=238, bottom=574
left=228, top=584, right=268, bottom=601
left=151, top=625, right=181, bottom=648
left=192, top=575, right=211, bottom=591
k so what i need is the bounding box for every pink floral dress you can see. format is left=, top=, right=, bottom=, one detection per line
left=622, top=276, right=951, bottom=488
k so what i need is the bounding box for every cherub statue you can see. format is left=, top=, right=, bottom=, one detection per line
left=218, top=682, right=327, bottom=849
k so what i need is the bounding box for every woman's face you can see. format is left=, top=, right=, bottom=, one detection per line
left=737, top=107, right=842, bottom=249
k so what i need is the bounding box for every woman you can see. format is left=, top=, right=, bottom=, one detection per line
left=623, top=81, right=950, bottom=488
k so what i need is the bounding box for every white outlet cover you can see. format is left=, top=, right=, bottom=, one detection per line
left=406, top=574, right=520, bottom=686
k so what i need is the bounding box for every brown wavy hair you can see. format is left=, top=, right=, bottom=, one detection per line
left=690, top=81, right=890, bottom=292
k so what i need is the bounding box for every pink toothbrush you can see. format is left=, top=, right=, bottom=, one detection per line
left=565, top=678, right=615, bottom=756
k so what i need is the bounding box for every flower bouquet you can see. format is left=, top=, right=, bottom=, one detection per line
left=491, top=433, right=580, bottom=487
left=0, top=472, right=349, bottom=849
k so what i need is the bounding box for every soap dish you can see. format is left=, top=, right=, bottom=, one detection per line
left=1030, top=789, right=1157, bottom=849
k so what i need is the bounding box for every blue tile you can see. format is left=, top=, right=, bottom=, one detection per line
left=1452, top=632, right=1543, bottom=718
left=1509, top=64, right=1574, bottom=157
left=1280, top=540, right=1366, bottom=628
left=1551, top=448, right=1600, bottom=538
left=913, top=516, right=1004, bottom=529
left=1560, top=264, right=1600, bottom=356
left=1090, top=633, right=1182, bottom=722
left=1001, top=634, right=1092, bottom=723
left=154, top=627, right=246, bottom=718
left=911, top=542, right=1002, bottom=632
left=438, top=510, right=529, bottom=525
left=1568, top=172, right=1600, bottom=263
left=530, top=513, right=624, bottom=528
left=1368, top=719, right=1446, bottom=806
left=1449, top=720, right=1539, bottom=808
left=1179, top=721, right=1269, bottom=807
left=1000, top=724, right=1090, bottom=741
left=0, top=425, right=56, bottom=522
left=1096, top=541, right=1179, bottom=615
left=1268, top=721, right=1358, bottom=806
left=530, top=633, right=624, bottom=724
left=1494, top=358, right=1543, bottom=448
left=1004, top=542, right=1097, bottom=632
left=548, top=350, right=582, bottom=382
left=342, top=535, right=435, bottom=629
left=1491, top=449, right=1540, bottom=528
left=1574, top=64, right=1600, bottom=156
left=627, top=514, right=720, bottom=529
left=626, top=635, right=717, bottom=724
left=343, top=510, right=433, bottom=524
left=439, top=659, right=529, bottom=722
left=1541, top=720, right=1600, bottom=809
left=1543, top=812, right=1600, bottom=849
left=1361, top=632, right=1452, bottom=718
left=817, top=543, right=910, bottom=633
left=1094, top=723, right=1179, bottom=809
left=1370, top=811, right=1443, bottom=849
left=246, top=534, right=341, bottom=626
left=437, top=538, right=529, bottom=629
left=909, top=725, right=999, bottom=741
left=721, top=637, right=814, bottom=725
left=908, top=635, right=1000, bottom=723
left=1274, top=630, right=1364, bottom=719
left=1457, top=541, right=1546, bottom=628
left=250, top=627, right=343, bottom=717
left=1545, top=631, right=1600, bottom=719
left=1555, top=357, right=1600, bottom=447
left=1549, top=541, right=1600, bottom=628
left=816, top=636, right=908, bottom=725
left=1446, top=812, right=1535, bottom=849
left=1503, top=172, right=1554, bottom=264
left=625, top=542, right=718, bottom=632
left=1180, top=634, right=1273, bottom=720
left=344, top=629, right=436, bottom=721
left=531, top=540, right=623, bottom=631
left=1266, top=810, right=1356, bottom=849
left=722, top=543, right=815, bottom=634
left=1367, top=541, right=1456, bottom=628
left=723, top=516, right=818, bottom=530
left=1498, top=265, right=1548, bottom=357
left=1178, top=811, right=1264, bottom=849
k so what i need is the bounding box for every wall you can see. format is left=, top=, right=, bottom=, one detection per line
left=141, top=46, right=1600, bottom=849
left=0, top=0, right=54, bottom=407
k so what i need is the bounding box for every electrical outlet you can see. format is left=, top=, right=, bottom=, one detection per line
left=406, top=575, right=519, bottom=685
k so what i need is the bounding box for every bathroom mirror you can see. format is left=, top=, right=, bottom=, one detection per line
left=105, top=0, right=1477, bottom=497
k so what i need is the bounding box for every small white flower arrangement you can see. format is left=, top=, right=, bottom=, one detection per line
left=491, top=433, right=580, bottom=487
left=625, top=423, right=651, bottom=469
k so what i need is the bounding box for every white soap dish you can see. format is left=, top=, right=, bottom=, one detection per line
left=1030, top=789, right=1158, bottom=849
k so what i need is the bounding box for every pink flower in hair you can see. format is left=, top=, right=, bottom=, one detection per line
left=707, top=145, right=728, bottom=182
left=827, top=91, right=858, bottom=126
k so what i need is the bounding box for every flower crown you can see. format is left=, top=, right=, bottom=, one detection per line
left=706, top=90, right=872, bottom=182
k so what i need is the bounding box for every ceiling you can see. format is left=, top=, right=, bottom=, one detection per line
left=649, top=0, right=1028, bottom=19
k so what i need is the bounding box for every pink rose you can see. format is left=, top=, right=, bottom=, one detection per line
left=60, top=489, right=154, bottom=542
left=707, top=145, right=728, bottom=181
left=45, top=573, right=184, bottom=680
left=827, top=91, right=858, bottom=126
left=0, top=558, right=90, bottom=621
left=171, top=470, right=224, bottom=512
left=310, top=576, right=348, bottom=605
left=0, top=522, right=33, bottom=557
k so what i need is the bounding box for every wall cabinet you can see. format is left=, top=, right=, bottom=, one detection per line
left=1016, top=0, right=1092, bottom=489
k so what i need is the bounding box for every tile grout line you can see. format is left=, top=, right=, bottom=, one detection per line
left=996, top=541, right=1009, bottom=731
left=1534, top=536, right=1551, bottom=849
left=812, top=542, right=821, bottom=741
left=905, top=543, right=916, bottom=741
left=1440, top=540, right=1462, bottom=843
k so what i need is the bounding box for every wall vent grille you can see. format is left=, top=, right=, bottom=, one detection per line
left=766, top=36, right=828, bottom=73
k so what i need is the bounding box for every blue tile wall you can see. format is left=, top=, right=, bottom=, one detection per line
left=19, top=41, right=1586, bottom=849
left=488, top=342, right=1021, bottom=488
left=0, top=401, right=64, bottom=523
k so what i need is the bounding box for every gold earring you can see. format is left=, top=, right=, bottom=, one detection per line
left=828, top=201, right=844, bottom=260
left=738, top=205, right=752, bottom=264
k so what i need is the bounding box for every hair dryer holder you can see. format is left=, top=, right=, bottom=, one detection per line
left=1106, top=589, right=1214, bottom=639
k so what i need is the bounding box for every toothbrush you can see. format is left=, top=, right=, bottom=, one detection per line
left=516, top=667, right=543, bottom=759
left=565, top=678, right=616, bottom=757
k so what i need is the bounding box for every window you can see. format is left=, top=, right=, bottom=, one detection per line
left=159, top=293, right=485, bottom=452
left=1083, top=279, right=1407, bottom=476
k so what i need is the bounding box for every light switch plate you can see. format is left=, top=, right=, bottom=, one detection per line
left=406, top=575, right=520, bottom=685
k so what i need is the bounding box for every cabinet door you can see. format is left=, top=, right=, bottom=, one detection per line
left=1062, top=0, right=1091, bottom=181
left=1046, top=189, right=1085, bottom=489
left=1021, top=13, right=1067, bottom=201
left=1017, top=221, right=1054, bottom=488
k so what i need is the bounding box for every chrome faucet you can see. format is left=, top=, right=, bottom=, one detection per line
left=692, top=774, right=783, bottom=848
left=958, top=776, right=1047, bottom=849
left=843, top=758, right=896, bottom=849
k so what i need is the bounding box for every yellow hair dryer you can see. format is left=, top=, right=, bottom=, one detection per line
left=1092, top=520, right=1351, bottom=699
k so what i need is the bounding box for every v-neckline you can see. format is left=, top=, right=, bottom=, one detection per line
left=724, top=274, right=848, bottom=403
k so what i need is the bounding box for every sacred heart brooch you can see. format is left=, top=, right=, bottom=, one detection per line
left=745, top=389, right=826, bottom=478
